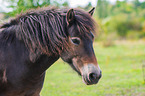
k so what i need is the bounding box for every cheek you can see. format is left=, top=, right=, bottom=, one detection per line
left=60, top=45, right=75, bottom=62
left=70, top=42, right=84, bottom=55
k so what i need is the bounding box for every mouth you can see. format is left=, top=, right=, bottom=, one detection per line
left=82, top=77, right=98, bottom=85
left=82, top=71, right=102, bottom=85
left=81, top=64, right=102, bottom=85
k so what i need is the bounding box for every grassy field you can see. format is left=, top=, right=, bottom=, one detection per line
left=41, top=40, right=145, bottom=96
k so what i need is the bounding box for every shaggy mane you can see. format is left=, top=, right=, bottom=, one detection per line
left=0, top=7, right=96, bottom=55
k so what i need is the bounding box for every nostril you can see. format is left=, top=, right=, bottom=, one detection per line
left=89, top=73, right=97, bottom=80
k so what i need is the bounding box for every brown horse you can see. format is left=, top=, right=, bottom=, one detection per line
left=0, top=7, right=101, bottom=96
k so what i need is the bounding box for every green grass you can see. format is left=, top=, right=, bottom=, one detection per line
left=41, top=40, right=145, bottom=96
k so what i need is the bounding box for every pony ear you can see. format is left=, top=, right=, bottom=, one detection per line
left=88, top=7, right=95, bottom=16
left=67, top=9, right=75, bottom=24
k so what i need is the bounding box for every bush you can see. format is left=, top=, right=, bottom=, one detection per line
left=100, top=13, right=143, bottom=39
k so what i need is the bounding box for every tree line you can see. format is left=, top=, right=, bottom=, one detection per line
left=95, top=0, right=145, bottom=39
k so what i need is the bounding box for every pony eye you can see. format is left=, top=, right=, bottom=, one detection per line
left=70, top=37, right=80, bottom=45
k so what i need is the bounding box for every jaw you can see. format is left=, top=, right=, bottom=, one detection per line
left=68, top=59, right=82, bottom=76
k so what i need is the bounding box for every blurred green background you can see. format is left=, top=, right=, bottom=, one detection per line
left=0, top=0, right=145, bottom=96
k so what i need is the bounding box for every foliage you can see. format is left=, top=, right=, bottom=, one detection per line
left=3, top=0, right=68, bottom=16
left=95, top=0, right=145, bottom=39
